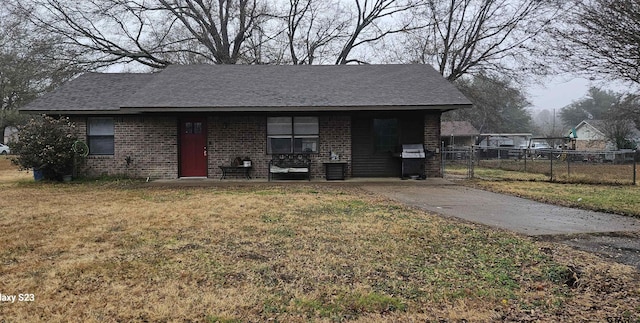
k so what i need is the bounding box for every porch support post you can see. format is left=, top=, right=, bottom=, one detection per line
left=424, top=112, right=442, bottom=177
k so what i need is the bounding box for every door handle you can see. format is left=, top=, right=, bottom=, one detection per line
left=204, top=146, right=207, bottom=157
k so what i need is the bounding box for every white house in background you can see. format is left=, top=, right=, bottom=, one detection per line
left=3, top=126, right=17, bottom=144
left=573, top=120, right=616, bottom=151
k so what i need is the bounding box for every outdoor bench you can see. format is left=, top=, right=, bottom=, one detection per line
left=268, top=154, right=311, bottom=181
left=218, top=165, right=252, bottom=180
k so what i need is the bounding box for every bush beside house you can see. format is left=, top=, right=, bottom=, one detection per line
left=10, top=115, right=80, bottom=181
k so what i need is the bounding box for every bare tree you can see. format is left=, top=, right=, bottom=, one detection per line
left=604, top=94, right=640, bottom=149
left=14, top=0, right=560, bottom=74
left=404, top=0, right=564, bottom=81
left=278, top=0, right=423, bottom=65
left=446, top=72, right=532, bottom=133
left=551, top=0, right=640, bottom=84
left=284, top=0, right=350, bottom=65
left=0, top=9, right=80, bottom=138
left=335, top=0, right=423, bottom=65
left=12, top=0, right=265, bottom=68
left=602, top=118, right=638, bottom=150
left=159, top=0, right=262, bottom=64
left=13, top=0, right=174, bottom=69
left=618, top=94, right=640, bottom=130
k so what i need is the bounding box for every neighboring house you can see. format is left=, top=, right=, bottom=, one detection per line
left=441, top=121, right=479, bottom=147
left=573, top=120, right=615, bottom=151
left=20, top=64, right=472, bottom=180
left=3, top=126, right=17, bottom=145
left=477, top=133, right=533, bottom=148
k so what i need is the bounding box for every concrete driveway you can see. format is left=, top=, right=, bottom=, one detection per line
left=361, top=183, right=640, bottom=236
left=362, top=182, right=640, bottom=269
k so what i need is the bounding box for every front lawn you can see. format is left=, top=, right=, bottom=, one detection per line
left=1, top=157, right=639, bottom=321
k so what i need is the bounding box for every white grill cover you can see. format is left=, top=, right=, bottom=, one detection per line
left=401, top=144, right=426, bottom=158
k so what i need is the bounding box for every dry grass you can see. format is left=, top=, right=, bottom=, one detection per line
left=471, top=160, right=637, bottom=185
left=1, top=156, right=639, bottom=322
left=451, top=159, right=640, bottom=217
left=466, top=180, right=640, bottom=217
left=0, top=156, right=32, bottom=183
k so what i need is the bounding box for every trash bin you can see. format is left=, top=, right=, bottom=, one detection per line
left=323, top=161, right=347, bottom=180
left=33, top=168, right=44, bottom=181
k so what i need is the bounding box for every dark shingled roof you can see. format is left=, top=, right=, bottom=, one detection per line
left=22, top=73, right=154, bottom=113
left=22, top=64, right=472, bottom=114
left=441, top=121, right=480, bottom=136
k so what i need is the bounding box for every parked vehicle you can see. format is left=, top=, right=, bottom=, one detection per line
left=0, top=143, right=10, bottom=155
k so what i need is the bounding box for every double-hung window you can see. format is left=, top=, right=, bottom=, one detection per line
left=87, top=117, right=114, bottom=155
left=267, top=116, right=318, bottom=154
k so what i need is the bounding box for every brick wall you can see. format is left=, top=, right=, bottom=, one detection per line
left=575, top=139, right=608, bottom=151
left=68, top=112, right=442, bottom=179
left=318, top=115, right=351, bottom=178
left=208, top=114, right=351, bottom=179
left=71, top=116, right=178, bottom=179
left=208, top=115, right=268, bottom=179
left=424, top=112, right=443, bottom=177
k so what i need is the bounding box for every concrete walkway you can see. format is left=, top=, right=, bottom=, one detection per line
left=361, top=184, right=640, bottom=236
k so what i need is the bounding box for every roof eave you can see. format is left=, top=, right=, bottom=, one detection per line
left=19, top=109, right=136, bottom=115
left=120, top=104, right=472, bottom=113
left=21, top=103, right=473, bottom=115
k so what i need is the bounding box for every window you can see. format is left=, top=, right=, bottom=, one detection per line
left=267, top=116, right=318, bottom=154
left=183, top=122, right=203, bottom=134
left=87, top=117, right=114, bottom=155
left=373, top=118, right=398, bottom=153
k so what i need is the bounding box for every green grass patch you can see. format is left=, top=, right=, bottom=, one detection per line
left=205, top=316, right=242, bottom=323
left=467, top=179, right=640, bottom=217
left=292, top=291, right=406, bottom=319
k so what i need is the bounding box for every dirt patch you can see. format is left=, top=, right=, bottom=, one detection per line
left=540, top=232, right=640, bottom=271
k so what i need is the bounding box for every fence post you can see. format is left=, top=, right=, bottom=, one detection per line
left=549, top=150, right=554, bottom=182
left=468, top=146, right=474, bottom=179
left=634, top=150, right=637, bottom=185
left=441, top=141, right=445, bottom=177
left=567, top=151, right=571, bottom=178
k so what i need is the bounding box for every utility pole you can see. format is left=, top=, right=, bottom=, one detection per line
left=552, top=108, right=556, bottom=136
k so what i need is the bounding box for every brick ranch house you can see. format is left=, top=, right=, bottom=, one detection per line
left=21, top=64, right=471, bottom=180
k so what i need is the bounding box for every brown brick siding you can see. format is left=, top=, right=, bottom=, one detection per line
left=318, top=115, right=351, bottom=178
left=208, top=115, right=268, bottom=179
left=424, top=112, right=442, bottom=177
left=208, top=114, right=351, bottom=179
left=575, top=139, right=607, bottom=151
left=69, top=112, right=441, bottom=179
left=71, top=116, right=178, bottom=179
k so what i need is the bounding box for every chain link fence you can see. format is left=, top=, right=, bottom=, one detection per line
left=442, top=145, right=638, bottom=185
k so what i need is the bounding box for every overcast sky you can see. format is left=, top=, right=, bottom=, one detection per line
left=527, top=75, right=635, bottom=112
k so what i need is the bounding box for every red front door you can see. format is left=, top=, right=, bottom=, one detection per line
left=180, top=118, right=208, bottom=177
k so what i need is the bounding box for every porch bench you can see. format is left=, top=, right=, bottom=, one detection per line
left=268, top=154, right=311, bottom=181
left=218, top=165, right=252, bottom=180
